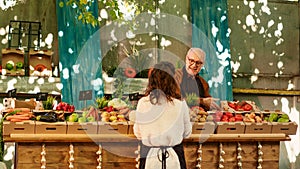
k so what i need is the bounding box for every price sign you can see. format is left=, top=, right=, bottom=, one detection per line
left=36, top=92, right=48, bottom=101
left=79, top=90, right=93, bottom=101
left=7, top=89, right=17, bottom=98
left=129, top=92, right=139, bottom=101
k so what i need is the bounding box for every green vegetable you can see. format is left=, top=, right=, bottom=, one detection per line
left=269, top=113, right=278, bottom=122
left=96, top=97, right=109, bottom=109
left=277, top=118, right=289, bottom=123
left=185, top=93, right=199, bottom=107
left=280, top=114, right=289, bottom=120
left=42, top=96, right=56, bottom=110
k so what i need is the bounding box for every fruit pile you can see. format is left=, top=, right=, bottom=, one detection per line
left=189, top=106, right=209, bottom=122
left=243, top=112, right=262, bottom=123
left=217, top=111, right=244, bottom=122
left=100, top=110, right=127, bottom=122
left=66, top=111, right=96, bottom=123
left=222, top=100, right=257, bottom=112
left=263, top=112, right=290, bottom=122
left=55, top=102, right=75, bottom=113
left=228, top=101, right=252, bottom=111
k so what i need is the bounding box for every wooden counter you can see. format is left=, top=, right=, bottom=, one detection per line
left=5, top=134, right=290, bottom=169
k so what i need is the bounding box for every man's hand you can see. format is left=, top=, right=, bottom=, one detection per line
left=200, top=97, right=221, bottom=111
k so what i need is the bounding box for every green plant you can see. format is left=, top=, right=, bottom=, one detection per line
left=185, top=93, right=199, bottom=107
left=42, top=96, right=56, bottom=110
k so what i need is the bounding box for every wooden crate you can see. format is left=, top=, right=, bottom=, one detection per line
left=1, top=48, right=25, bottom=76
left=244, top=122, right=272, bottom=134
left=35, top=121, right=67, bottom=134
left=192, top=122, right=216, bottom=134
left=271, top=122, right=298, bottom=135
left=215, top=122, right=245, bottom=134
left=67, top=122, right=98, bottom=135
left=98, top=122, right=129, bottom=134
left=29, top=49, right=53, bottom=76
left=3, top=120, right=35, bottom=136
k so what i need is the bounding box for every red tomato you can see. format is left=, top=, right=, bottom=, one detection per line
left=229, top=117, right=236, bottom=122
left=243, top=104, right=252, bottom=111
left=235, top=114, right=243, bottom=121
left=228, top=102, right=236, bottom=109
left=225, top=112, right=233, bottom=118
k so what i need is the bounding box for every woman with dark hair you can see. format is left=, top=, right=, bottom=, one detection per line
left=133, top=61, right=192, bottom=169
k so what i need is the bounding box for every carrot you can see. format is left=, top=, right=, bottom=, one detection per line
left=14, top=108, right=31, bottom=112
left=16, top=111, right=33, bottom=116
left=10, top=119, right=25, bottom=122
left=6, top=108, right=31, bottom=113
left=6, top=115, right=30, bottom=121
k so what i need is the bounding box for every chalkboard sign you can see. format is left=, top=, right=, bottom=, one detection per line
left=7, top=89, right=17, bottom=98
left=36, top=92, right=48, bottom=101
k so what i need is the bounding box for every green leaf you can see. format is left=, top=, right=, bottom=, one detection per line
left=59, top=1, right=64, bottom=8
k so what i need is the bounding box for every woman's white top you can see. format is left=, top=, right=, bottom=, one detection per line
left=133, top=96, right=192, bottom=169
left=134, top=96, right=192, bottom=146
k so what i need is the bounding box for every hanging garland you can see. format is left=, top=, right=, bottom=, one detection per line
left=134, top=143, right=140, bottom=168
left=40, top=144, right=46, bottom=169
left=218, top=143, right=225, bottom=169
left=96, top=144, right=103, bottom=169
left=69, top=143, right=75, bottom=169
left=257, top=142, right=263, bottom=169
left=196, top=143, right=202, bottom=169
left=237, top=142, right=242, bottom=169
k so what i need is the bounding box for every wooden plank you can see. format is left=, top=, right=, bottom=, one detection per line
left=6, top=133, right=290, bottom=143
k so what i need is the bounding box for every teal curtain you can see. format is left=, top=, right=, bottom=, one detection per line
left=191, top=0, right=233, bottom=101
left=56, top=0, right=103, bottom=109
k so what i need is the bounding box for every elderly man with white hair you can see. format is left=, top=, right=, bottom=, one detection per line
left=175, top=47, right=220, bottom=111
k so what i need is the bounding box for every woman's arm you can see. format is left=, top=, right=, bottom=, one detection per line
left=182, top=101, right=192, bottom=138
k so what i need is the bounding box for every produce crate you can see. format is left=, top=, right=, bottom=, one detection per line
left=2, top=120, right=35, bottom=135
left=192, top=122, right=216, bottom=134
left=271, top=122, right=298, bottom=135
left=260, top=110, right=298, bottom=135
left=35, top=121, right=67, bottom=134
left=98, top=121, right=128, bottom=134
left=215, top=122, right=245, bottom=134
left=1, top=48, right=25, bottom=76
left=67, top=122, right=98, bottom=134
left=244, top=122, right=272, bottom=134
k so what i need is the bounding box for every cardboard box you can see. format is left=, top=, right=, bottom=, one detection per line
left=98, top=121, right=128, bottom=134
left=244, top=122, right=272, bottom=134
left=192, top=122, right=216, bottom=134
left=3, top=120, right=35, bottom=135
left=67, top=122, right=98, bottom=134
left=215, top=122, right=245, bottom=134
left=35, top=121, right=67, bottom=134
left=271, top=122, right=298, bottom=135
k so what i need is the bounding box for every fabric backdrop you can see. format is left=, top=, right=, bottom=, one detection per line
left=191, top=0, right=233, bottom=101
left=56, top=0, right=103, bottom=109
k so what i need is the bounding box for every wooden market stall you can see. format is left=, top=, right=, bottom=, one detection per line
left=3, top=130, right=291, bottom=169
